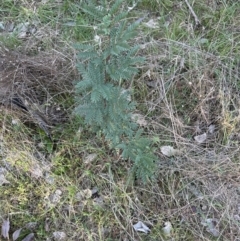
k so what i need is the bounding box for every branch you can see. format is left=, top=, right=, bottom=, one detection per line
left=184, top=0, right=201, bottom=27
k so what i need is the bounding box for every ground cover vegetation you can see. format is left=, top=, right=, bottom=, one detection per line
left=1, top=0, right=240, bottom=240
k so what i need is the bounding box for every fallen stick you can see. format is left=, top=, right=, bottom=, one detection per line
left=184, top=0, right=201, bottom=26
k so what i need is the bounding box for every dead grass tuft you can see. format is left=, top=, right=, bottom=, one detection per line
left=134, top=38, right=240, bottom=239
left=0, top=45, right=78, bottom=139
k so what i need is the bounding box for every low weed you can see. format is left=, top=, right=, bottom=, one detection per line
left=1, top=0, right=240, bottom=240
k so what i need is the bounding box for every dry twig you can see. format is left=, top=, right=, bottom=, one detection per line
left=184, top=0, right=201, bottom=27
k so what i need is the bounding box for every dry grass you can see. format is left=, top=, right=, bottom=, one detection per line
left=134, top=35, right=240, bottom=239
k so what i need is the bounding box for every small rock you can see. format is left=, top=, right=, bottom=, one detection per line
left=53, top=231, right=67, bottom=241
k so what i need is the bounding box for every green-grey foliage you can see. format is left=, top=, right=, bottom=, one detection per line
left=74, top=0, right=156, bottom=181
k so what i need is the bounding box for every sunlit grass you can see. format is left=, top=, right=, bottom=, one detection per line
left=1, top=0, right=240, bottom=240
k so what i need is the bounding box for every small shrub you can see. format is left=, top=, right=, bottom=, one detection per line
left=74, top=0, right=156, bottom=182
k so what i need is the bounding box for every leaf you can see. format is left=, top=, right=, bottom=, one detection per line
left=53, top=231, right=67, bottom=241
left=82, top=189, right=92, bottom=199
left=208, top=124, right=215, bottom=134
left=133, top=221, right=150, bottom=233
left=234, top=214, right=240, bottom=221
left=127, top=3, right=137, bottom=11
left=15, top=22, right=29, bottom=39
left=0, top=174, right=10, bottom=186
left=194, top=133, right=207, bottom=143
left=13, top=228, right=22, bottom=241
left=91, top=187, right=99, bottom=197
left=44, top=173, right=55, bottom=185
left=94, top=35, right=101, bottom=45
left=144, top=19, right=158, bottom=29
left=160, top=146, right=179, bottom=157
left=131, top=114, right=148, bottom=127
left=25, top=222, right=37, bottom=230
left=93, top=196, right=104, bottom=207
left=12, top=119, right=20, bottom=125
left=83, top=153, right=97, bottom=164
left=63, top=21, right=76, bottom=26
left=1, top=218, right=10, bottom=239
left=109, top=0, right=124, bottom=15
left=50, top=189, right=62, bottom=204
left=162, top=221, right=172, bottom=237
left=0, top=167, right=7, bottom=174
left=145, top=80, right=157, bottom=88
left=29, top=163, right=43, bottom=179
left=188, top=183, right=204, bottom=199
left=21, top=233, right=35, bottom=241
left=201, top=218, right=220, bottom=237
left=44, top=218, right=50, bottom=232
left=199, top=38, right=209, bottom=44
left=0, top=22, right=5, bottom=31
